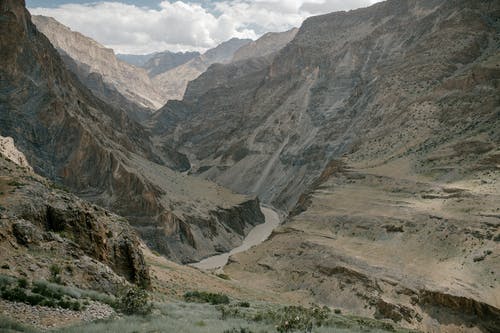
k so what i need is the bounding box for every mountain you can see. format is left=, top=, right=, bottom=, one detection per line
left=232, top=28, right=298, bottom=62
left=151, top=38, right=252, bottom=101
left=149, top=0, right=500, bottom=330
left=1, top=1, right=264, bottom=264
left=117, top=53, right=157, bottom=67
left=32, top=15, right=163, bottom=110
left=143, top=50, right=200, bottom=77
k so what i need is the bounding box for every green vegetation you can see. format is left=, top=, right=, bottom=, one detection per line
left=0, top=274, right=117, bottom=313
left=0, top=314, right=40, bottom=333
left=7, top=180, right=24, bottom=188
left=116, top=286, right=152, bottom=315
left=49, top=264, right=63, bottom=284
left=56, top=301, right=412, bottom=333
left=184, top=291, right=230, bottom=305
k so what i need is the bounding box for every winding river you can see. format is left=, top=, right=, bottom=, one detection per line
left=191, top=206, right=281, bottom=270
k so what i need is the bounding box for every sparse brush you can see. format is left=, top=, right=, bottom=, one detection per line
left=184, top=291, right=230, bottom=305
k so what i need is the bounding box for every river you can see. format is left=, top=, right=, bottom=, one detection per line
left=190, top=206, right=281, bottom=270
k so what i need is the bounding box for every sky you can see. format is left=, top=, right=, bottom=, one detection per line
left=27, top=0, right=383, bottom=55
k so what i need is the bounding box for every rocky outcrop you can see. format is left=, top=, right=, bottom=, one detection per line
left=151, top=38, right=251, bottom=102
left=0, top=136, right=33, bottom=171
left=32, top=15, right=163, bottom=110
left=232, top=28, right=298, bottom=62
left=0, top=0, right=265, bottom=263
left=0, top=156, right=150, bottom=291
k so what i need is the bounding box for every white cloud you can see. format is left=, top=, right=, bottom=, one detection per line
left=29, top=0, right=382, bottom=54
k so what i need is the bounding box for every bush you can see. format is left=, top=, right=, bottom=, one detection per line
left=238, top=301, right=250, bottom=308
left=184, top=291, right=230, bottom=305
left=49, top=264, right=62, bottom=284
left=32, top=281, right=65, bottom=300
left=223, top=328, right=254, bottom=333
left=18, top=278, right=29, bottom=289
left=117, top=286, right=152, bottom=315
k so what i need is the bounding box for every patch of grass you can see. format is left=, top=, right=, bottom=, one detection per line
left=184, top=291, right=230, bottom=305
left=0, top=314, right=40, bottom=333
left=238, top=301, right=251, bottom=308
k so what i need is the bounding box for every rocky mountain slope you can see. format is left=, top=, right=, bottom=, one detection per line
left=151, top=38, right=251, bottom=101
left=149, top=0, right=500, bottom=330
left=232, top=28, right=298, bottom=62
left=153, top=0, right=500, bottom=211
left=32, top=15, right=163, bottom=110
left=142, top=50, right=200, bottom=77
left=0, top=153, right=150, bottom=291
left=1, top=0, right=264, bottom=263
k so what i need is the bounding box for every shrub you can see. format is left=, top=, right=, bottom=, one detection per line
left=117, top=286, right=152, bottom=315
left=223, top=328, right=254, bottom=333
left=184, top=291, right=230, bottom=305
left=217, top=273, right=231, bottom=280
left=238, top=301, right=250, bottom=308
left=32, top=281, right=65, bottom=300
left=49, top=264, right=63, bottom=284
left=18, top=278, right=29, bottom=289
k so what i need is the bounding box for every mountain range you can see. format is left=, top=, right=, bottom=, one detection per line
left=0, top=0, right=499, bottom=332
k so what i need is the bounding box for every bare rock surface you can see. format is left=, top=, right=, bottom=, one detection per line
left=32, top=15, right=164, bottom=110
left=232, top=28, right=298, bottom=62
left=0, top=136, right=32, bottom=172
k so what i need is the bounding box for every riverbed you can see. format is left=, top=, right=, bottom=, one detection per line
left=191, top=206, right=281, bottom=270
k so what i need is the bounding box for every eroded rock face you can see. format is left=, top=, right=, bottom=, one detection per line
left=32, top=15, right=164, bottom=110
left=151, top=0, right=500, bottom=212
left=231, top=28, right=298, bottom=62
left=0, top=136, right=33, bottom=172
left=0, top=156, right=150, bottom=291
left=0, top=0, right=265, bottom=263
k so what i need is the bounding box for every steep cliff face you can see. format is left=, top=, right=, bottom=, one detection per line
left=0, top=0, right=264, bottom=263
left=32, top=15, right=163, bottom=110
left=232, top=28, right=298, bottom=62
left=153, top=0, right=500, bottom=211
left=151, top=38, right=251, bottom=102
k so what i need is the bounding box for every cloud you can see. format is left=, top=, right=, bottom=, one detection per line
left=29, top=0, right=382, bottom=54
